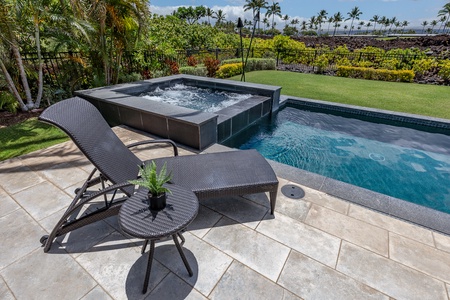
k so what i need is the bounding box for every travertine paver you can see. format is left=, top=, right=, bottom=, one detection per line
left=153, top=232, right=233, bottom=297
left=348, top=204, right=434, bottom=246
left=0, top=187, right=19, bottom=218
left=278, top=250, right=388, bottom=300
left=0, top=209, right=47, bottom=269
left=257, top=212, right=341, bottom=267
left=337, top=241, right=448, bottom=300
left=75, top=232, right=166, bottom=300
left=434, top=232, right=450, bottom=253
left=81, top=286, right=113, bottom=300
left=12, top=181, right=72, bottom=221
left=201, top=196, right=267, bottom=229
left=271, top=179, right=312, bottom=221
left=187, top=205, right=222, bottom=239
left=204, top=217, right=290, bottom=281
left=0, top=164, right=44, bottom=194
left=301, top=184, right=349, bottom=215
left=209, top=260, right=287, bottom=299
left=305, top=204, right=389, bottom=256
left=146, top=272, right=207, bottom=300
left=1, top=248, right=96, bottom=300
left=389, top=233, right=450, bottom=283
left=39, top=162, right=90, bottom=189
left=1, top=126, right=450, bottom=300
left=0, top=276, right=15, bottom=300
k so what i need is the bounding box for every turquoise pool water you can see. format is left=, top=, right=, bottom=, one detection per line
left=225, top=104, right=450, bottom=214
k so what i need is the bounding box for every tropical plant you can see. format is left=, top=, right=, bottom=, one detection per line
left=128, top=161, right=172, bottom=196
left=317, top=9, right=327, bottom=35
left=206, top=7, right=214, bottom=25
left=214, top=9, right=226, bottom=26
left=265, top=1, right=282, bottom=35
left=243, top=0, right=268, bottom=31
left=371, top=15, right=380, bottom=33
left=346, top=6, right=362, bottom=36
left=332, top=12, right=343, bottom=36
left=421, top=20, right=428, bottom=33
left=438, top=2, right=450, bottom=34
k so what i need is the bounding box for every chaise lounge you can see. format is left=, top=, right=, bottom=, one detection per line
left=38, top=97, right=279, bottom=252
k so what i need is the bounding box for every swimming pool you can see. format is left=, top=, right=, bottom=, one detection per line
left=224, top=102, right=450, bottom=214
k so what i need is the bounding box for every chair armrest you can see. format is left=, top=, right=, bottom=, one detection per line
left=126, top=139, right=178, bottom=156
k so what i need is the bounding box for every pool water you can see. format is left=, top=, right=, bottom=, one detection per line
left=141, top=84, right=252, bottom=113
left=225, top=104, right=450, bottom=214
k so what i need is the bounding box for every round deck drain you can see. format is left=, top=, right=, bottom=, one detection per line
left=281, top=184, right=305, bottom=199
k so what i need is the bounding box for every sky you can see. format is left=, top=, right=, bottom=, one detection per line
left=149, top=0, right=449, bottom=28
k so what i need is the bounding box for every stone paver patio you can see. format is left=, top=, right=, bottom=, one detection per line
left=1, top=126, right=450, bottom=300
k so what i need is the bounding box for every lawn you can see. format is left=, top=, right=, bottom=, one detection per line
left=230, top=70, right=450, bottom=119
left=0, top=118, right=68, bottom=161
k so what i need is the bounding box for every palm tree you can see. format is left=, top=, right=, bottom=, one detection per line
left=402, top=20, right=409, bottom=34
left=317, top=9, right=327, bottom=35
left=308, top=16, right=318, bottom=32
left=243, top=0, right=268, bottom=31
left=282, top=14, right=289, bottom=27
left=326, top=16, right=333, bottom=34
left=206, top=7, right=214, bottom=25
left=346, top=6, right=362, bottom=36
left=332, top=12, right=343, bottom=36
left=301, top=20, right=307, bottom=32
left=365, top=22, right=372, bottom=34
left=265, top=1, right=282, bottom=35
left=263, top=17, right=270, bottom=31
left=438, top=3, right=450, bottom=34
left=438, top=15, right=447, bottom=33
left=388, top=17, right=397, bottom=33
left=379, top=16, right=388, bottom=34
left=358, top=21, right=365, bottom=34
left=421, top=20, right=428, bottom=34
left=214, top=9, right=226, bottom=26
left=430, top=20, right=438, bottom=33
left=394, top=21, right=401, bottom=33
left=370, top=15, right=380, bottom=33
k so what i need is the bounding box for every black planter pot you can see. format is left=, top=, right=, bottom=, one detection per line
left=148, top=192, right=167, bottom=211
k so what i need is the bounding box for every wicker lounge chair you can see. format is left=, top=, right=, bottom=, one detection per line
left=38, top=97, right=278, bottom=252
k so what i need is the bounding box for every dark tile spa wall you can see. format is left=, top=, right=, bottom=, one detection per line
left=75, top=75, right=281, bottom=150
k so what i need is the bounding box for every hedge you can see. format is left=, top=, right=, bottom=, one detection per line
left=179, top=66, right=208, bottom=77
left=216, top=63, right=243, bottom=79
left=337, top=66, right=415, bottom=83
left=221, top=58, right=276, bottom=72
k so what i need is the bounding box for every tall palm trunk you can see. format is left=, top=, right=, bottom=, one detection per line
left=34, top=17, right=43, bottom=108
left=0, top=59, right=27, bottom=111
left=10, top=36, right=33, bottom=108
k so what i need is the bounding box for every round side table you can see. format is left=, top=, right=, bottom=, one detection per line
left=119, top=184, right=199, bottom=294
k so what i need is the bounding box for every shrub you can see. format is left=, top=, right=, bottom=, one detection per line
left=312, top=54, right=329, bottom=74
left=216, top=63, right=243, bottom=79
left=179, top=66, right=207, bottom=77
left=337, top=66, right=415, bottom=83
left=221, top=58, right=276, bottom=72
left=203, top=57, right=220, bottom=77
left=187, top=55, right=198, bottom=67
left=118, top=72, right=142, bottom=83
left=438, top=60, right=450, bottom=82
left=413, top=58, right=438, bottom=76
left=164, top=59, right=179, bottom=75
left=0, top=91, right=19, bottom=113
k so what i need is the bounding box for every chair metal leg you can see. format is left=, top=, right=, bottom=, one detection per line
left=141, top=240, right=149, bottom=254
left=172, top=234, right=193, bottom=276
left=142, top=240, right=155, bottom=294
left=177, top=232, right=185, bottom=246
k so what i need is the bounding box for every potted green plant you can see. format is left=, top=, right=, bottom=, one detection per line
left=129, top=161, right=172, bottom=210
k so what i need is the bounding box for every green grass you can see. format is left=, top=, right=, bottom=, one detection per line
left=0, top=118, right=68, bottom=161
left=231, top=70, right=450, bottom=119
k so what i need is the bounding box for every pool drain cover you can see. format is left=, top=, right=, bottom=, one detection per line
left=281, top=184, right=305, bottom=199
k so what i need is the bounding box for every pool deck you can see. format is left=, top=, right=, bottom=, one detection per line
left=1, top=126, right=450, bottom=299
